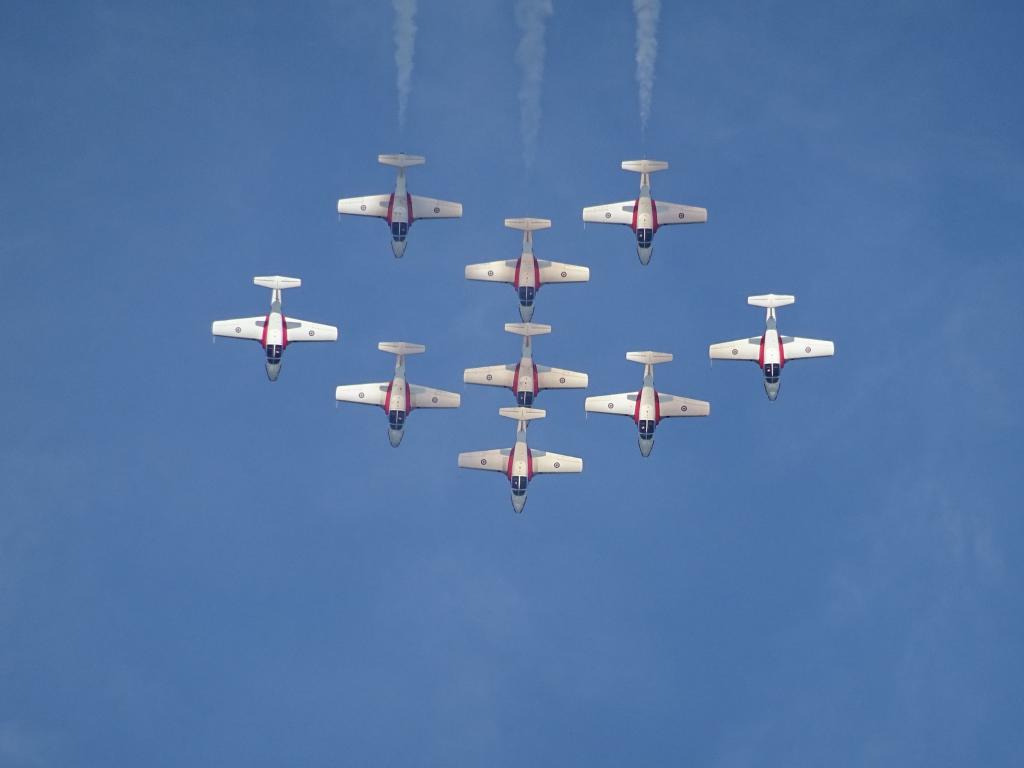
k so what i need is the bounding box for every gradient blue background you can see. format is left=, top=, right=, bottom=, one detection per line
left=3, top=1, right=1022, bottom=765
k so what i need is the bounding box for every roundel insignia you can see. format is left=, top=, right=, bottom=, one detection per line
left=308, top=330, right=315, bottom=336
left=680, top=405, right=687, bottom=412
left=431, top=396, right=438, bottom=403
left=604, top=212, right=612, bottom=219
left=235, top=326, right=241, bottom=333
left=732, top=349, right=738, bottom=355
left=607, top=402, right=614, bottom=409
left=486, top=374, right=493, bottom=381
left=553, top=461, right=560, bottom=468
left=560, top=271, right=567, bottom=277
left=805, top=346, right=812, bottom=353
left=487, top=270, right=494, bottom=276
left=480, top=458, right=487, bottom=465
left=678, top=212, right=685, bottom=219
left=358, top=392, right=365, bottom=398
left=433, top=206, right=440, bottom=214
left=559, top=377, right=566, bottom=384
left=360, top=204, right=366, bottom=211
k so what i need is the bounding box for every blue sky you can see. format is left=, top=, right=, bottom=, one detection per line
left=2, top=1, right=1023, bottom=765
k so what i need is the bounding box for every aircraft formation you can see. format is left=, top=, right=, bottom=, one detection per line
left=211, top=153, right=835, bottom=512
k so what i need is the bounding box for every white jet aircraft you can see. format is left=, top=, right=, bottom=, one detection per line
left=335, top=342, right=461, bottom=447
left=465, top=218, right=589, bottom=321
left=464, top=322, right=588, bottom=406
left=582, top=160, right=707, bottom=265
left=585, top=352, right=710, bottom=457
left=708, top=294, right=835, bottom=401
left=336, top=154, right=463, bottom=258
left=458, top=407, right=582, bottom=513
left=211, top=276, right=338, bottom=381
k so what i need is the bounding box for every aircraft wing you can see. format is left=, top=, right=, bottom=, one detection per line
left=411, top=195, right=463, bottom=220
left=709, top=337, right=762, bottom=362
left=582, top=201, right=635, bottom=225
left=782, top=336, right=835, bottom=360
left=656, top=392, right=710, bottom=418
left=536, top=366, right=588, bottom=390
left=337, top=194, right=391, bottom=218
left=537, top=260, right=590, bottom=284
left=211, top=317, right=265, bottom=341
left=530, top=450, right=583, bottom=474
left=584, top=392, right=638, bottom=417
left=464, top=365, right=516, bottom=388
left=284, top=318, right=338, bottom=342
left=465, top=260, right=517, bottom=284
left=335, top=383, right=389, bottom=407
left=409, top=385, right=461, bottom=409
left=653, top=200, right=708, bottom=226
left=458, top=449, right=511, bottom=472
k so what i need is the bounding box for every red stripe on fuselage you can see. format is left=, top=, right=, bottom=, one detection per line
left=405, top=381, right=412, bottom=413
left=778, top=336, right=786, bottom=369
left=406, top=193, right=414, bottom=224
left=527, top=447, right=534, bottom=480
left=383, top=380, right=394, bottom=412
left=385, top=193, right=395, bottom=225
left=533, top=256, right=541, bottom=289
left=513, top=256, right=522, bottom=289
left=632, top=388, right=643, bottom=423
left=631, top=199, right=639, bottom=232
left=281, top=315, right=288, bottom=348
left=260, top=313, right=270, bottom=348
left=651, top=199, right=659, bottom=232
left=512, top=362, right=521, bottom=395
left=506, top=449, right=515, bottom=479
left=532, top=362, right=539, bottom=397
left=757, top=335, right=766, bottom=367
left=653, top=389, right=661, bottom=423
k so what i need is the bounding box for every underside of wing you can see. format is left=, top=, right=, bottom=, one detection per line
left=458, top=449, right=510, bottom=472
left=584, top=392, right=638, bottom=416
left=654, top=200, right=708, bottom=225
left=582, top=201, right=635, bottom=225
left=709, top=337, right=761, bottom=362
left=411, top=195, right=463, bottom=219
left=783, top=336, right=835, bottom=360
left=465, top=260, right=517, bottom=284
left=337, top=194, right=391, bottom=218
left=530, top=450, right=583, bottom=474
left=284, top=317, right=338, bottom=342
left=335, top=383, right=389, bottom=407
left=464, top=365, right=515, bottom=388
left=537, top=260, right=590, bottom=284
left=409, top=384, right=461, bottom=409
left=656, top=392, right=711, bottom=418
left=212, top=317, right=265, bottom=341
left=537, top=366, right=588, bottom=390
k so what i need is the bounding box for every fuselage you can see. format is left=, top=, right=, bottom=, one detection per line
left=631, top=175, right=657, bottom=265
left=757, top=319, right=785, bottom=401
left=512, top=335, right=540, bottom=405
left=382, top=367, right=412, bottom=446
left=260, top=292, right=288, bottom=381
left=632, top=364, right=661, bottom=456
left=512, top=229, right=540, bottom=321
left=386, top=170, right=412, bottom=258
left=506, top=425, right=533, bottom=513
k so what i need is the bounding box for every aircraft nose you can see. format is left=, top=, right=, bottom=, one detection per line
left=391, top=239, right=407, bottom=258
left=388, top=428, right=405, bottom=447
left=511, top=494, right=527, bottom=514
left=638, top=437, right=654, bottom=457
left=265, top=362, right=281, bottom=382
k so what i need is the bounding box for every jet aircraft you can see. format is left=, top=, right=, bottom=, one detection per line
left=335, top=342, right=461, bottom=447
left=465, top=218, right=589, bottom=321
left=585, top=351, right=710, bottom=457
left=708, top=294, right=835, bottom=401
left=336, top=154, right=462, bottom=258
left=464, top=323, right=588, bottom=406
left=458, top=407, right=582, bottom=513
left=211, top=276, right=338, bottom=381
left=582, top=160, right=707, bottom=265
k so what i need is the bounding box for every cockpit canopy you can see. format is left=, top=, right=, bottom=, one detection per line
left=518, top=286, right=535, bottom=306
left=763, top=363, right=780, bottom=383
left=388, top=409, right=406, bottom=429
left=516, top=390, right=534, bottom=406
left=636, top=228, right=653, bottom=246
left=391, top=221, right=408, bottom=241
left=266, top=344, right=283, bottom=364
left=638, top=419, right=656, bottom=439
left=511, top=475, right=528, bottom=496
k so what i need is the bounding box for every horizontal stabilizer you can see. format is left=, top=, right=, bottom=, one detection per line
left=504, top=322, right=551, bottom=337
left=626, top=351, right=673, bottom=365
left=748, top=294, right=795, bottom=309
left=621, top=160, right=668, bottom=174
left=378, top=342, right=425, bottom=356
left=378, top=154, right=425, bottom=168
left=504, top=218, right=552, bottom=232
left=254, top=276, right=301, bottom=291
left=499, top=407, right=546, bottom=422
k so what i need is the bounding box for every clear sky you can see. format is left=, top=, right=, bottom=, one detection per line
left=2, top=1, right=1023, bottom=765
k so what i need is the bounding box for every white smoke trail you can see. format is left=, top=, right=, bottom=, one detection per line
left=633, top=0, right=660, bottom=133
left=393, top=0, right=417, bottom=129
left=514, top=0, right=553, bottom=169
